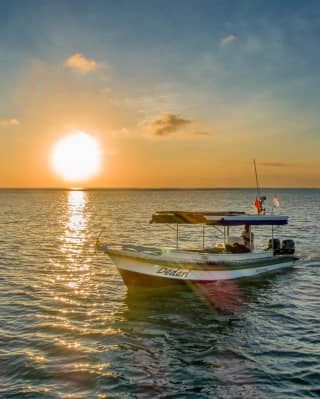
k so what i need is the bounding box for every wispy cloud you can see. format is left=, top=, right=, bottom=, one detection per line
left=143, top=113, right=210, bottom=138
left=220, top=34, right=237, bottom=47
left=261, top=162, right=290, bottom=167
left=144, top=113, right=192, bottom=136
left=0, top=118, right=19, bottom=127
left=191, top=131, right=210, bottom=136
left=64, top=53, right=98, bottom=73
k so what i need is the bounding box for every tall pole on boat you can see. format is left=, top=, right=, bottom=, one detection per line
left=254, top=159, right=260, bottom=198
left=176, top=224, right=179, bottom=249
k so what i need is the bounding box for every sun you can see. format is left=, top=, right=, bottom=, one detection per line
left=51, top=131, right=101, bottom=182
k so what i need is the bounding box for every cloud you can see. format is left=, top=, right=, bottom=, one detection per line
left=145, top=113, right=192, bottom=136
left=191, top=131, right=210, bottom=136
left=220, top=34, right=237, bottom=47
left=64, top=53, right=98, bottom=73
left=0, top=118, right=19, bottom=127
left=260, top=162, right=290, bottom=167
left=143, top=113, right=211, bottom=138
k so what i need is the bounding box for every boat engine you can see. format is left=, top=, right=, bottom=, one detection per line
left=267, top=238, right=295, bottom=255
left=281, top=239, right=295, bottom=255
left=268, top=238, right=281, bottom=255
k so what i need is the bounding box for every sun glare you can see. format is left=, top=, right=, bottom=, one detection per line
left=51, top=131, right=101, bottom=182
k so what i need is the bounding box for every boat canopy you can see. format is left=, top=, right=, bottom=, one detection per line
left=150, top=211, right=288, bottom=226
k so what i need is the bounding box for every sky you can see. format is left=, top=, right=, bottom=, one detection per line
left=0, top=0, right=319, bottom=188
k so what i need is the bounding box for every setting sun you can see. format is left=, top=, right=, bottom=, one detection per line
left=50, top=132, right=101, bottom=182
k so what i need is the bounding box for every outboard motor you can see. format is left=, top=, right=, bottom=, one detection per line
left=268, top=238, right=281, bottom=255
left=282, top=239, right=295, bottom=255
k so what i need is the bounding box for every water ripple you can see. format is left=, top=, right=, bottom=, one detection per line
left=0, top=188, right=319, bottom=398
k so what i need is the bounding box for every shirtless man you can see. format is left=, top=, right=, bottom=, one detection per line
left=241, top=224, right=254, bottom=251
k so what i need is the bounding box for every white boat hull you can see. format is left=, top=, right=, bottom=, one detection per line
left=98, top=245, right=297, bottom=288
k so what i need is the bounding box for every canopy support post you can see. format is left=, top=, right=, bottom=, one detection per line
left=223, top=226, right=226, bottom=251
left=202, top=225, right=205, bottom=249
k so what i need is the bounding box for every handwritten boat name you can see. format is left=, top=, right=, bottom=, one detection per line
left=156, top=266, right=190, bottom=279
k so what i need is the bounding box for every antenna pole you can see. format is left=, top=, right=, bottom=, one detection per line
left=253, top=159, right=260, bottom=197
left=176, top=224, right=179, bottom=249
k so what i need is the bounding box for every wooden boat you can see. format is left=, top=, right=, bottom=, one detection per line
left=96, top=210, right=298, bottom=288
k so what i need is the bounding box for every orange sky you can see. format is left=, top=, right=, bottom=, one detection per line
left=1, top=2, right=319, bottom=188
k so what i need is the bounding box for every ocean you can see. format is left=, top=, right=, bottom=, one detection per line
left=0, top=189, right=319, bottom=398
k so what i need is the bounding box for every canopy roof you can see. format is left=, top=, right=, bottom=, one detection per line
left=150, top=211, right=288, bottom=226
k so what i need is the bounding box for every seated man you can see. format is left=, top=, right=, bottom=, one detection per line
left=241, top=224, right=254, bottom=251
left=226, top=235, right=249, bottom=253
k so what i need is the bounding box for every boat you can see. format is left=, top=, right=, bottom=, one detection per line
left=96, top=209, right=299, bottom=288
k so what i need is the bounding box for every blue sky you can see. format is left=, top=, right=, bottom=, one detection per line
left=0, top=0, right=319, bottom=187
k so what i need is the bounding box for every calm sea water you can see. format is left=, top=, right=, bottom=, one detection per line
left=0, top=189, right=319, bottom=398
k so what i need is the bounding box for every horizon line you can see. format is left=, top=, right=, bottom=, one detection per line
left=0, top=186, right=319, bottom=190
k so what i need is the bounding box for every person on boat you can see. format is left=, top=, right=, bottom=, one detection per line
left=241, top=224, right=254, bottom=251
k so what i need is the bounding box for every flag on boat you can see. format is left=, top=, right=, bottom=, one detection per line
left=272, top=197, right=280, bottom=208
left=254, top=197, right=262, bottom=214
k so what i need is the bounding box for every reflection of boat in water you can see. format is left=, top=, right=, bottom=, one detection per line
left=96, top=210, right=298, bottom=289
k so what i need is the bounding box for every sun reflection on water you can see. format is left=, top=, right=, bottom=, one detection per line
left=61, top=190, right=88, bottom=257
left=53, top=190, right=94, bottom=298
